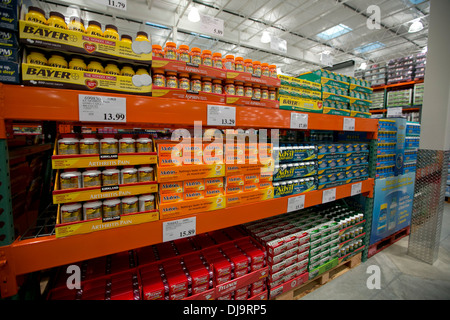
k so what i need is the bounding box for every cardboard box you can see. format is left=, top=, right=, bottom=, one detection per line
left=226, top=187, right=274, bottom=207
left=19, top=19, right=151, bottom=63
left=159, top=195, right=225, bottom=219
left=0, top=60, right=19, bottom=83
left=225, top=95, right=279, bottom=109
left=0, top=0, right=18, bottom=31
left=53, top=171, right=158, bottom=204
left=152, top=86, right=226, bottom=103
left=22, top=62, right=152, bottom=95
left=55, top=205, right=159, bottom=238
left=278, top=95, right=323, bottom=113
left=157, top=164, right=225, bottom=183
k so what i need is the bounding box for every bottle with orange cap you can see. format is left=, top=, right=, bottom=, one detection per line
left=224, top=55, right=235, bottom=70
left=261, top=63, right=270, bottom=77
left=191, top=47, right=202, bottom=65
left=202, top=50, right=212, bottom=67
left=212, top=52, right=223, bottom=69
left=164, top=42, right=177, bottom=60
left=235, top=57, right=244, bottom=72
left=178, top=45, right=190, bottom=63
left=244, top=59, right=253, bottom=74
left=152, top=44, right=164, bottom=58
left=253, top=61, right=262, bottom=77
left=269, top=65, right=277, bottom=78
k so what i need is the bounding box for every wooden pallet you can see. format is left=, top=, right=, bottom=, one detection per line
left=367, top=226, right=410, bottom=258
left=273, top=253, right=362, bottom=300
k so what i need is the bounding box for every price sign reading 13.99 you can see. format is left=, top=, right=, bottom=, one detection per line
left=79, top=94, right=127, bottom=123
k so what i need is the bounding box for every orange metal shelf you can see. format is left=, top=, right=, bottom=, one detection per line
left=4, top=179, right=373, bottom=278
left=370, top=108, right=420, bottom=114
left=372, top=79, right=424, bottom=91
left=0, top=84, right=378, bottom=133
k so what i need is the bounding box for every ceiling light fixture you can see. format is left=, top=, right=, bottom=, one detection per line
left=360, top=62, right=367, bottom=70
left=188, top=7, right=201, bottom=23
left=408, top=19, right=423, bottom=33
left=261, top=31, right=271, bottom=44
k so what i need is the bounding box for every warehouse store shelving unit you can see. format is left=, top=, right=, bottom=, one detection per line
left=0, top=83, right=378, bottom=299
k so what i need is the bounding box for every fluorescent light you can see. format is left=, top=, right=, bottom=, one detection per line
left=409, top=19, right=423, bottom=33
left=261, top=31, right=271, bottom=43
left=146, top=22, right=170, bottom=30
left=355, top=41, right=385, bottom=54
left=360, top=62, right=367, bottom=70
left=317, top=24, right=352, bottom=40
left=188, top=7, right=201, bottom=23
left=421, top=46, right=428, bottom=53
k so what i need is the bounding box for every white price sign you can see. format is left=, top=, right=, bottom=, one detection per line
left=207, top=105, right=236, bottom=126
left=287, top=195, right=305, bottom=213
left=200, top=14, right=224, bottom=37
left=343, top=117, right=355, bottom=131
left=351, top=182, right=362, bottom=196
left=290, top=113, right=308, bottom=130
left=322, top=188, right=336, bottom=204
left=387, top=107, right=403, bottom=118
left=163, top=217, right=196, bottom=242
left=79, top=94, right=126, bottom=123
left=92, top=0, right=127, bottom=10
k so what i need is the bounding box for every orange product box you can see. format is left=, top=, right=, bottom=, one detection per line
left=205, top=188, right=224, bottom=198
left=225, top=144, right=245, bottom=155
left=160, top=192, right=184, bottom=204
left=203, top=142, right=224, bottom=156
left=226, top=185, right=243, bottom=194
left=182, top=155, right=203, bottom=165
left=244, top=184, right=258, bottom=192
left=183, top=179, right=205, bottom=192
left=245, top=153, right=259, bottom=164
left=184, top=191, right=205, bottom=201
left=259, top=182, right=272, bottom=189
left=259, top=172, right=273, bottom=182
left=202, top=155, right=224, bottom=165
left=160, top=181, right=184, bottom=194
left=245, top=143, right=259, bottom=155
left=258, top=143, right=273, bottom=156
left=183, top=144, right=203, bottom=158
left=205, top=177, right=224, bottom=189
left=226, top=175, right=244, bottom=186
left=159, top=154, right=183, bottom=167
left=244, top=174, right=260, bottom=184
left=225, top=153, right=245, bottom=164
left=157, top=142, right=183, bottom=157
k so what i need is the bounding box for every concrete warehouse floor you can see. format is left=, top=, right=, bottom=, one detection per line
left=300, top=202, right=450, bottom=300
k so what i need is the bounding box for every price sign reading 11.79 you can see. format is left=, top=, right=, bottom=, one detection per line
left=92, top=0, right=127, bottom=11
left=79, top=94, right=127, bottom=123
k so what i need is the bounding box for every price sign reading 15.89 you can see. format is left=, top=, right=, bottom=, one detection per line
left=163, top=217, right=196, bottom=242
left=79, top=94, right=127, bottom=123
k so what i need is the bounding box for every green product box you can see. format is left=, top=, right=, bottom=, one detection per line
left=278, top=74, right=322, bottom=91
left=350, top=97, right=372, bottom=107
left=322, top=91, right=351, bottom=104
left=350, top=111, right=372, bottom=119
left=308, top=257, right=339, bottom=280
left=279, top=85, right=322, bottom=100
left=278, top=94, right=323, bottom=113
left=323, top=107, right=351, bottom=116
left=322, top=84, right=349, bottom=96
left=349, top=83, right=373, bottom=94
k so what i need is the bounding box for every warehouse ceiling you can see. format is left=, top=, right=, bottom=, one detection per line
left=33, top=0, right=429, bottom=76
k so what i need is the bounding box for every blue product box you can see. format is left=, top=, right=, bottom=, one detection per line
left=0, top=60, right=19, bottom=83
left=0, top=44, right=18, bottom=62
left=0, top=29, right=18, bottom=46
left=274, top=161, right=317, bottom=181
left=0, top=0, right=18, bottom=31
left=273, top=177, right=317, bottom=198
left=276, top=145, right=317, bottom=163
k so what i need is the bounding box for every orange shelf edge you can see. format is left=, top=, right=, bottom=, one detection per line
left=6, top=178, right=373, bottom=277
left=1, top=84, right=378, bottom=133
